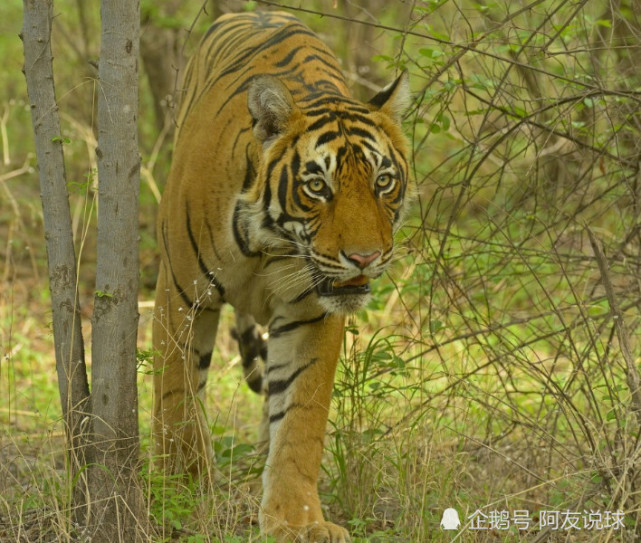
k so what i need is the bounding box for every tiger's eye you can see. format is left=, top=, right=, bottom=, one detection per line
left=307, top=178, right=327, bottom=193
left=376, top=174, right=394, bottom=190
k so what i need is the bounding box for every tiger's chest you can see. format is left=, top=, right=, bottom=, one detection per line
left=210, top=222, right=319, bottom=326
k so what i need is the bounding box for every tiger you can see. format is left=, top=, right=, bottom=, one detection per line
left=153, top=10, right=410, bottom=543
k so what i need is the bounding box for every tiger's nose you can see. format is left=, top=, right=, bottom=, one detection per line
left=344, top=251, right=381, bottom=269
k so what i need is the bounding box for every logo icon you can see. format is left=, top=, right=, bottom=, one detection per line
left=440, top=508, right=461, bottom=530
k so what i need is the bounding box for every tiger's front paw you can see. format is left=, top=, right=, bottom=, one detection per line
left=260, top=503, right=350, bottom=543
left=296, top=521, right=351, bottom=543
left=265, top=520, right=351, bottom=543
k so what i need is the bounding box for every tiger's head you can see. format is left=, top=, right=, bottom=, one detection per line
left=243, top=73, right=411, bottom=314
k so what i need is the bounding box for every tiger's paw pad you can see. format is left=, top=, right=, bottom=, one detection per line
left=294, top=521, right=351, bottom=543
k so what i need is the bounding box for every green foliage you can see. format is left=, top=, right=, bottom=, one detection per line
left=66, top=168, right=96, bottom=194
left=212, top=431, right=261, bottom=477
left=143, top=462, right=198, bottom=535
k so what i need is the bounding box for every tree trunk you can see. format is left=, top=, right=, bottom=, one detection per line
left=87, top=0, right=143, bottom=540
left=21, top=0, right=91, bottom=527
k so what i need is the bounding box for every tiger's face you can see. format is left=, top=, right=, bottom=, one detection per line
left=246, top=74, right=410, bottom=313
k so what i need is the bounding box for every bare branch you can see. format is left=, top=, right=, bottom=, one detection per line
left=588, top=228, right=641, bottom=427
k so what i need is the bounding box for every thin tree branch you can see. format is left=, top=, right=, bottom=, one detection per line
left=588, top=228, right=641, bottom=428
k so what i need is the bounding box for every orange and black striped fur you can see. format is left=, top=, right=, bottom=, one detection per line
left=153, top=11, right=410, bottom=543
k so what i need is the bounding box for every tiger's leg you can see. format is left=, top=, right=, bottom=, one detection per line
left=231, top=312, right=269, bottom=448
left=231, top=312, right=267, bottom=396
left=153, top=265, right=221, bottom=479
left=259, top=313, right=350, bottom=543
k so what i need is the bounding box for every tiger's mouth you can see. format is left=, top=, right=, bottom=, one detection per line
left=316, top=274, right=371, bottom=297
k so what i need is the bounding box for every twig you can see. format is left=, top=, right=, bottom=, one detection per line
left=587, top=228, right=641, bottom=428
left=0, top=158, right=31, bottom=221
left=1, top=105, right=10, bottom=165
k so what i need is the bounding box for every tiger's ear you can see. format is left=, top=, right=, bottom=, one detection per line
left=248, top=75, right=295, bottom=147
left=368, top=70, right=410, bottom=121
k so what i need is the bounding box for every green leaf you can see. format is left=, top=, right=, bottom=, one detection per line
left=419, top=47, right=444, bottom=59
left=430, top=319, right=444, bottom=333
left=371, top=54, right=394, bottom=64
left=439, top=112, right=450, bottom=131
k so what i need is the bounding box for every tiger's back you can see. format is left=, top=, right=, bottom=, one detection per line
left=154, top=11, right=410, bottom=543
left=175, top=11, right=350, bottom=141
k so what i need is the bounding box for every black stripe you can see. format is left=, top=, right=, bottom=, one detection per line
left=361, top=140, right=380, bottom=155
left=204, top=218, right=224, bottom=264
left=300, top=96, right=363, bottom=111
left=316, top=131, right=341, bottom=147
left=267, top=362, right=289, bottom=374
left=206, top=26, right=330, bottom=116
left=291, top=177, right=314, bottom=213
left=268, top=358, right=317, bottom=396
left=347, top=126, right=377, bottom=141
left=268, top=401, right=308, bottom=424
left=238, top=326, right=257, bottom=346
left=246, top=373, right=263, bottom=394
left=286, top=150, right=311, bottom=210
left=303, top=53, right=345, bottom=79
left=277, top=165, right=289, bottom=213
left=218, top=26, right=319, bottom=82
left=203, top=18, right=228, bottom=40
left=335, top=145, right=348, bottom=166
left=268, top=313, right=327, bottom=338
left=199, top=352, right=213, bottom=370
left=264, top=253, right=297, bottom=267
left=170, top=271, right=194, bottom=308
left=304, top=160, right=325, bottom=175
left=186, top=208, right=226, bottom=299
left=232, top=201, right=260, bottom=257
left=269, top=411, right=286, bottom=424
left=275, top=45, right=304, bottom=67
left=185, top=207, right=226, bottom=299
left=309, top=80, right=344, bottom=96
left=161, top=388, right=184, bottom=402
left=241, top=144, right=255, bottom=192
left=162, top=220, right=196, bottom=308
left=289, top=286, right=315, bottom=304
left=307, top=114, right=335, bottom=132
left=262, top=169, right=273, bottom=213
left=261, top=212, right=275, bottom=231
left=291, top=149, right=301, bottom=177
